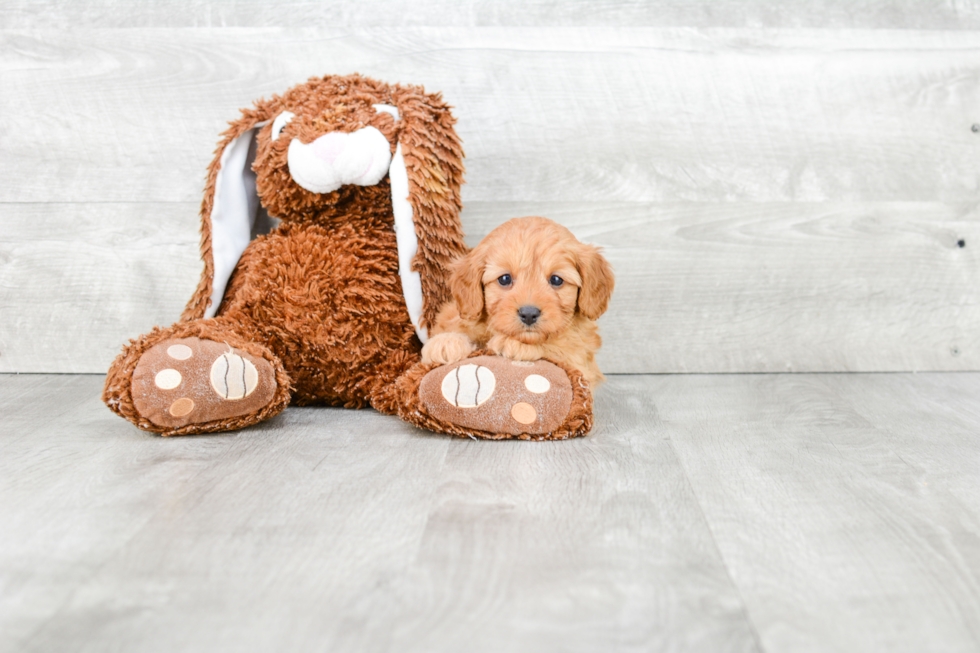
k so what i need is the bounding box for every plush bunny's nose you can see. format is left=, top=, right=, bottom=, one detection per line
left=310, top=133, right=347, bottom=164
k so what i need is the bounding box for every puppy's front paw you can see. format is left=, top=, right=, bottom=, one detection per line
left=487, top=334, right=542, bottom=362
left=422, top=333, right=477, bottom=365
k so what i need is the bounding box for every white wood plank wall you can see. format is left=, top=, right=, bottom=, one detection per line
left=1, top=2, right=979, bottom=373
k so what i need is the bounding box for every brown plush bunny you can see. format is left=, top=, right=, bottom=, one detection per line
left=103, top=74, right=593, bottom=440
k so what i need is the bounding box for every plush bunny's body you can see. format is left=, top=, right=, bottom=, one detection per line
left=103, top=75, right=593, bottom=440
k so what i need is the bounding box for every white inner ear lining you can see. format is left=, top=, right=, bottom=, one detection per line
left=373, top=104, right=400, bottom=121
left=373, top=105, right=427, bottom=342
left=205, top=127, right=261, bottom=318
left=389, top=143, right=427, bottom=343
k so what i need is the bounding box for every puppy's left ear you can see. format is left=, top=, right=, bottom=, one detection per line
left=576, top=244, right=615, bottom=320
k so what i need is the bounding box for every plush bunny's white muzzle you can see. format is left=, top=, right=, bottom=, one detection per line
left=287, top=126, right=392, bottom=194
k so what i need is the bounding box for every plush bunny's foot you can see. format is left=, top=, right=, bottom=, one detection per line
left=130, top=337, right=279, bottom=433
left=417, top=355, right=592, bottom=440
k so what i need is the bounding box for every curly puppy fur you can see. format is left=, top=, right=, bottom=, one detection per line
left=423, top=216, right=614, bottom=387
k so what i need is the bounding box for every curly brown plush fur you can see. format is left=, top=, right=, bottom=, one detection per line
left=103, top=74, right=594, bottom=440
left=182, top=75, right=465, bottom=328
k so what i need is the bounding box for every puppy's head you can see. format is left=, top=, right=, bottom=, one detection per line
left=451, top=216, right=614, bottom=344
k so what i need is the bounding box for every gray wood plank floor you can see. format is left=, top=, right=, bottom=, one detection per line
left=3, top=373, right=980, bottom=652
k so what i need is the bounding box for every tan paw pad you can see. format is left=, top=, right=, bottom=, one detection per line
left=441, top=363, right=496, bottom=407
left=154, top=369, right=182, bottom=390
left=169, top=398, right=195, bottom=417
left=511, top=402, right=537, bottom=424
left=210, top=353, right=259, bottom=400
left=524, top=374, right=550, bottom=393
left=167, top=344, right=193, bottom=360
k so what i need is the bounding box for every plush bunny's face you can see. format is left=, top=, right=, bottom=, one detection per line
left=251, top=86, right=406, bottom=223
left=189, top=74, right=467, bottom=335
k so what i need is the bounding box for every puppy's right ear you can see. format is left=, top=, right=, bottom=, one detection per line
left=449, top=247, right=486, bottom=322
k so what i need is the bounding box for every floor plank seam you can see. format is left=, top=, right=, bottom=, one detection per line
left=664, top=437, right=767, bottom=653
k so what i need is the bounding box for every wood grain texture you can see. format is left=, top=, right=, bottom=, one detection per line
left=3, top=201, right=977, bottom=374
left=4, top=0, right=980, bottom=29
left=0, top=203, right=202, bottom=374
left=4, top=372, right=980, bottom=651
left=3, top=23, right=980, bottom=373
left=1, top=28, right=978, bottom=204
left=0, top=374, right=759, bottom=653
left=658, top=373, right=980, bottom=652
left=466, top=201, right=980, bottom=373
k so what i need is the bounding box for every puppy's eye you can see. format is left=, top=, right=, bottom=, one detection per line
left=497, top=274, right=513, bottom=287
left=549, top=275, right=564, bottom=288
left=271, top=111, right=295, bottom=141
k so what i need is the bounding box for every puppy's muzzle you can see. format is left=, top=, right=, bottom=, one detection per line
left=518, top=305, right=541, bottom=326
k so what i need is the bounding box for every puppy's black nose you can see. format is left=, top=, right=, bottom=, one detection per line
left=518, top=305, right=541, bottom=325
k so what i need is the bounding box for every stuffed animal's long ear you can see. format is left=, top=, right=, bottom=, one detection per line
left=181, top=105, right=273, bottom=321
left=576, top=244, right=615, bottom=321
left=387, top=87, right=468, bottom=340
left=449, top=246, right=486, bottom=322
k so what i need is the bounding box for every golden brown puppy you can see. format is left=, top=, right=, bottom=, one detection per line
left=422, top=216, right=614, bottom=387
